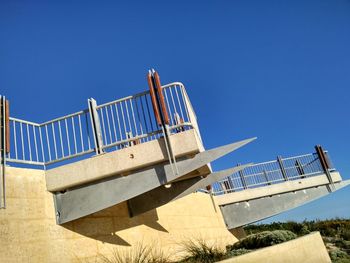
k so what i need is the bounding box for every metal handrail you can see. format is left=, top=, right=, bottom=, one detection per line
left=6, top=82, right=196, bottom=168
left=211, top=152, right=335, bottom=196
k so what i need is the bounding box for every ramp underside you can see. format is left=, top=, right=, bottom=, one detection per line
left=220, top=180, right=350, bottom=229
left=54, top=138, right=255, bottom=224
left=127, top=163, right=252, bottom=217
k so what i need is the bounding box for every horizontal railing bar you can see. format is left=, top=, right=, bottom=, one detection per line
left=102, top=122, right=193, bottom=151
left=9, top=117, right=40, bottom=126
left=9, top=83, right=186, bottom=127
left=6, top=158, right=45, bottom=166
left=281, top=153, right=315, bottom=161
left=96, top=92, right=149, bottom=109
left=213, top=171, right=327, bottom=195
left=96, top=82, right=185, bottom=109
left=40, top=109, right=89, bottom=126
left=45, top=149, right=95, bottom=166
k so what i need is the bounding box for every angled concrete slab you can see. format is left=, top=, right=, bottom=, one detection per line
left=220, top=179, right=350, bottom=229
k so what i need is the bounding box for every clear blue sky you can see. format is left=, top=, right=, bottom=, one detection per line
left=1, top=0, right=349, bottom=221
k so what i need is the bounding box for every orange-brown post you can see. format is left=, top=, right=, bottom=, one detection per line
left=5, top=100, right=10, bottom=154
left=153, top=71, right=170, bottom=125
left=147, top=73, right=162, bottom=126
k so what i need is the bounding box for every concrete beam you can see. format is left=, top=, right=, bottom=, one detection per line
left=215, top=171, right=342, bottom=206
left=128, top=164, right=252, bottom=217
left=220, top=180, right=350, bottom=229
left=46, top=129, right=204, bottom=192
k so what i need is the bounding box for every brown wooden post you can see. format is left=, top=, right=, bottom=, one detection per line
left=315, top=145, right=334, bottom=192
left=315, top=145, right=330, bottom=172
left=153, top=71, right=170, bottom=125
left=147, top=72, right=162, bottom=126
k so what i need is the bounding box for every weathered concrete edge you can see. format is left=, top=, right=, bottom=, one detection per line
left=46, top=129, right=203, bottom=192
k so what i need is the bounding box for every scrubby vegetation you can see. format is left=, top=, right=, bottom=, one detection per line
left=244, top=219, right=350, bottom=263
left=178, top=239, right=225, bottom=263
left=97, top=219, right=350, bottom=263
left=227, top=230, right=297, bottom=250
left=98, top=242, right=170, bottom=263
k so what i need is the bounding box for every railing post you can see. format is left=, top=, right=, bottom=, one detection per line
left=277, top=156, right=288, bottom=181
left=315, top=145, right=334, bottom=191
left=0, top=95, right=8, bottom=209
left=88, top=98, right=104, bottom=155
left=182, top=87, right=203, bottom=145
left=295, top=160, right=305, bottom=178
left=263, top=169, right=271, bottom=185
left=238, top=163, right=248, bottom=190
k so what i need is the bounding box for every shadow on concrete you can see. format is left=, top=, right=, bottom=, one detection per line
left=61, top=201, right=168, bottom=247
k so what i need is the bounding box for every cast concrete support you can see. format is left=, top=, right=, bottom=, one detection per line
left=220, top=179, right=350, bottom=229
left=127, top=163, right=252, bottom=217
left=54, top=137, right=256, bottom=224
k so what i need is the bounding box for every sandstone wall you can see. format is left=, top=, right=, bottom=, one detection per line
left=0, top=167, right=236, bottom=262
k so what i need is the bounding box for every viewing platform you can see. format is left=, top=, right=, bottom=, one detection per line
left=1, top=72, right=255, bottom=224
left=209, top=149, right=350, bottom=229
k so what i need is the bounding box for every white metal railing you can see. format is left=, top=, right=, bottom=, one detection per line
left=96, top=83, right=193, bottom=152
left=211, top=152, right=335, bottom=195
left=6, top=82, right=198, bottom=167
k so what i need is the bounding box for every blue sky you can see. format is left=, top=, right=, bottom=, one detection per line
left=1, top=0, right=349, bottom=221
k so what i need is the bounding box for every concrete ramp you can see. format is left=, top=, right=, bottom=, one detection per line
left=220, top=179, right=350, bottom=229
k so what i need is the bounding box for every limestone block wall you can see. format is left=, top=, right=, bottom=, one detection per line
left=0, top=167, right=237, bottom=263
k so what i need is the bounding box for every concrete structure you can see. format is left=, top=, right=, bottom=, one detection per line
left=218, top=232, right=331, bottom=263
left=1, top=76, right=349, bottom=262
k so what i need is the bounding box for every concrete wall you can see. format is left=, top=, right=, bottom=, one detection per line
left=219, top=232, right=331, bottom=263
left=0, top=167, right=236, bottom=263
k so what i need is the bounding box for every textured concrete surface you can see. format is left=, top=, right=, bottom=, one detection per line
left=46, top=129, right=206, bottom=192
left=218, top=232, right=331, bottom=263
left=0, top=167, right=236, bottom=263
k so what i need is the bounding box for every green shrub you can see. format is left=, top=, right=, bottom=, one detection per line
left=228, top=230, right=297, bottom=250
left=225, top=248, right=252, bottom=258
left=244, top=219, right=350, bottom=238
left=341, top=229, right=350, bottom=241
left=329, top=249, right=350, bottom=263
left=334, top=239, right=350, bottom=251
left=98, top=242, right=171, bottom=263
left=179, top=239, right=225, bottom=263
